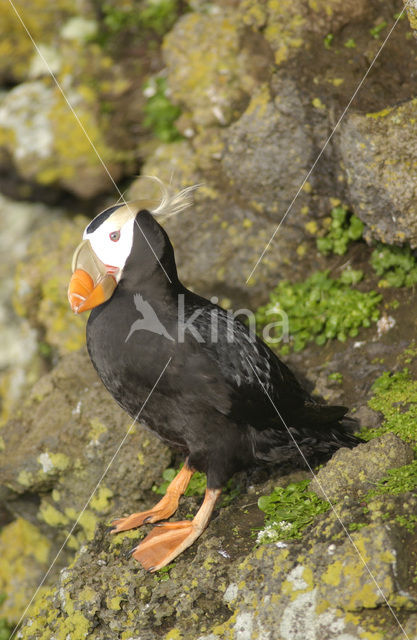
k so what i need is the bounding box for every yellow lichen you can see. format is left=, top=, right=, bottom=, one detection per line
left=90, top=486, right=114, bottom=513
left=39, top=502, right=70, bottom=527
left=0, top=518, right=51, bottom=621
left=88, top=417, right=107, bottom=442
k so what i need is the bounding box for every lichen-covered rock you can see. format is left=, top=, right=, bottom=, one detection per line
left=0, top=518, right=51, bottom=623
left=239, top=0, right=369, bottom=65
left=4, top=342, right=417, bottom=638
left=13, top=214, right=89, bottom=357
left=339, top=100, right=417, bottom=247
left=16, top=509, right=416, bottom=640
left=0, top=79, right=122, bottom=198
left=221, top=80, right=313, bottom=220
left=132, top=137, right=322, bottom=305
left=0, top=0, right=76, bottom=82
left=404, top=0, right=417, bottom=34
left=0, top=195, right=65, bottom=424
left=0, top=349, right=171, bottom=551
left=310, top=433, right=414, bottom=501
left=163, top=9, right=255, bottom=130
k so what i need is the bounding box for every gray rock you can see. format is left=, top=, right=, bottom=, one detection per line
left=0, top=349, right=171, bottom=543
left=310, top=433, right=414, bottom=501
left=0, top=195, right=64, bottom=420
left=339, top=101, right=417, bottom=247
left=221, top=80, right=313, bottom=220
left=163, top=9, right=255, bottom=129
left=0, top=80, right=122, bottom=199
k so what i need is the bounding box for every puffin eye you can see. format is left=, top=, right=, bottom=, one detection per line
left=109, top=230, right=120, bottom=242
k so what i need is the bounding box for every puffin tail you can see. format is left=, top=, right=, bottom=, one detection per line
left=326, top=415, right=363, bottom=449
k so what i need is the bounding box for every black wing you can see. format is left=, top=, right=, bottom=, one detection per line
left=179, top=296, right=347, bottom=433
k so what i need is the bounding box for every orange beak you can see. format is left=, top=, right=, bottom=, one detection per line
left=68, top=269, right=117, bottom=314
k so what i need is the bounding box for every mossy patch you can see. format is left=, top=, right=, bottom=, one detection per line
left=361, top=369, right=417, bottom=446
left=370, top=243, right=417, bottom=288
left=94, top=0, right=181, bottom=46
left=143, top=76, right=182, bottom=142
left=366, top=460, right=417, bottom=499
left=316, top=205, right=364, bottom=256
left=255, top=269, right=381, bottom=353
left=256, top=479, right=329, bottom=544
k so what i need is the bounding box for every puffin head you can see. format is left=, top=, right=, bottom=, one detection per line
left=68, top=179, right=199, bottom=314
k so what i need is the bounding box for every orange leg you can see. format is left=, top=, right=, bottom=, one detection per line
left=110, top=462, right=194, bottom=534
left=131, top=487, right=221, bottom=572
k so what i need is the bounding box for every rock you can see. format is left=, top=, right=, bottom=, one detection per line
left=13, top=214, right=89, bottom=358
left=0, top=195, right=65, bottom=424
left=339, top=100, right=417, bottom=247
left=310, top=433, right=414, bottom=501
left=404, top=0, right=417, bottom=35
left=221, top=80, right=313, bottom=220
left=0, top=0, right=77, bottom=83
left=163, top=9, right=256, bottom=130
left=131, top=133, right=322, bottom=306
left=0, top=79, right=123, bottom=199
left=16, top=514, right=414, bottom=639
left=0, top=518, right=51, bottom=623
left=354, top=405, right=381, bottom=430
left=239, top=0, right=370, bottom=65
left=0, top=349, right=171, bottom=547
left=2, top=340, right=417, bottom=638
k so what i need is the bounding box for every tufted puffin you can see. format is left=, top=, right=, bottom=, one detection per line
left=68, top=182, right=359, bottom=571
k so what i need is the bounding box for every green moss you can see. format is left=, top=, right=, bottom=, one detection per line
left=255, top=270, right=381, bottom=352
left=323, top=33, right=334, bottom=49
left=366, top=461, right=417, bottom=499
left=317, top=206, right=364, bottom=256
left=394, top=513, right=417, bottom=532
left=153, top=465, right=240, bottom=506
left=361, top=369, right=417, bottom=445
left=328, top=372, right=343, bottom=383
left=370, top=20, right=387, bottom=39
left=370, top=243, right=417, bottom=288
left=153, top=562, right=177, bottom=583
left=99, top=0, right=180, bottom=40
left=143, top=77, right=182, bottom=142
left=256, top=479, right=330, bottom=543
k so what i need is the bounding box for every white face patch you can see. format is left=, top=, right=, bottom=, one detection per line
left=83, top=216, right=135, bottom=282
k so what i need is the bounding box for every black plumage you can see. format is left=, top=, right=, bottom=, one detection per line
left=74, top=206, right=360, bottom=570
left=86, top=210, right=359, bottom=482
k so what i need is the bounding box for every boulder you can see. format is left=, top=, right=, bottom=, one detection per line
left=339, top=100, right=417, bottom=247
